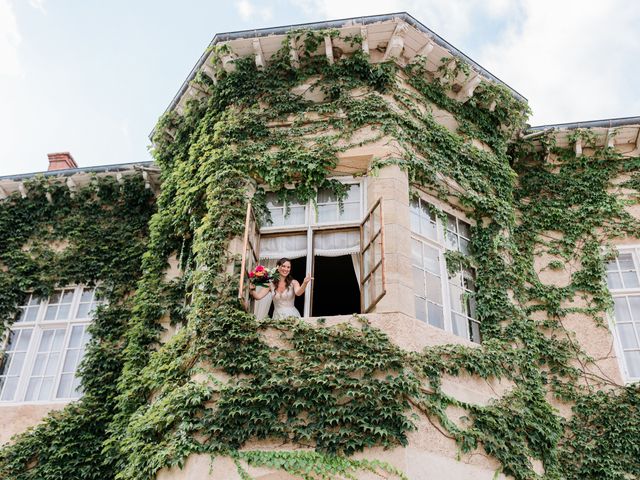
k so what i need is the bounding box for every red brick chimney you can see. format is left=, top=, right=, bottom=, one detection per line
left=47, top=152, right=78, bottom=171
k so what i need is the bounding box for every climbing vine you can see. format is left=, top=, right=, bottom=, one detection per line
left=0, top=28, right=639, bottom=480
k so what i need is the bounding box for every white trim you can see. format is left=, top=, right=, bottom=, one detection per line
left=606, top=245, right=640, bottom=383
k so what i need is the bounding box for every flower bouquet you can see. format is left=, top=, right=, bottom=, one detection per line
left=249, top=264, right=279, bottom=288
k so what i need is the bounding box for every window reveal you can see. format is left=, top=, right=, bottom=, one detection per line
left=410, top=197, right=479, bottom=343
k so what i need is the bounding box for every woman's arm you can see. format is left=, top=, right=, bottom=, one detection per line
left=294, top=275, right=313, bottom=296
left=250, top=284, right=273, bottom=300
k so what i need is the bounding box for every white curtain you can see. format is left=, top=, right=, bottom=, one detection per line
left=314, top=230, right=359, bottom=257
left=314, top=230, right=361, bottom=290
left=253, top=258, right=277, bottom=320
left=259, top=234, right=307, bottom=259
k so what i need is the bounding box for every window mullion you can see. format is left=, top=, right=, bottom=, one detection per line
left=15, top=327, right=41, bottom=402
left=440, top=248, right=453, bottom=334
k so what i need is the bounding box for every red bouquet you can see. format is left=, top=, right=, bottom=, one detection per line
left=248, top=264, right=279, bottom=288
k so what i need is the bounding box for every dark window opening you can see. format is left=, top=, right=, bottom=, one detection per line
left=311, top=255, right=361, bottom=317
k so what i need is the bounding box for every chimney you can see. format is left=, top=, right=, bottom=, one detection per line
left=47, top=152, right=78, bottom=171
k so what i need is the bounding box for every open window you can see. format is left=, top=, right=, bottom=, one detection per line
left=360, top=198, right=386, bottom=313
left=238, top=202, right=260, bottom=312
left=239, top=182, right=387, bottom=318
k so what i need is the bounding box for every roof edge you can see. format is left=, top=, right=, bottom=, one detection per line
left=0, top=161, right=155, bottom=182
left=156, top=11, right=527, bottom=138
left=528, top=116, right=640, bottom=132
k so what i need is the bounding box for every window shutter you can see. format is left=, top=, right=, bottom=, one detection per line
left=360, top=198, right=386, bottom=313
left=238, top=202, right=260, bottom=311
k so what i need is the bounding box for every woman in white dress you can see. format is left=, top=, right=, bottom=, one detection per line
left=249, top=257, right=312, bottom=319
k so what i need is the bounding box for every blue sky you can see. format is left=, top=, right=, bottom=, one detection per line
left=1, top=0, right=639, bottom=175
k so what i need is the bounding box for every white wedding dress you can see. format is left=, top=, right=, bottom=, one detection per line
left=272, top=284, right=301, bottom=319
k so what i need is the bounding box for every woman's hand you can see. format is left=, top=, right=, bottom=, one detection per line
left=295, top=275, right=313, bottom=296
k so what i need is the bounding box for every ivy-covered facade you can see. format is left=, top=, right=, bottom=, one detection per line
left=1, top=12, right=639, bottom=480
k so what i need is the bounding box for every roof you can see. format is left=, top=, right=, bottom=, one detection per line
left=0, top=161, right=159, bottom=199
left=159, top=11, right=527, bottom=130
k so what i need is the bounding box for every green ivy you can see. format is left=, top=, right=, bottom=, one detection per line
left=1, top=29, right=639, bottom=480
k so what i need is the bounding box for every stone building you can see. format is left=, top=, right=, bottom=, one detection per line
left=1, top=12, right=639, bottom=480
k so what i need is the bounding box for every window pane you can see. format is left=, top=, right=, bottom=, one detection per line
left=459, top=221, right=471, bottom=239
left=7, top=353, right=25, bottom=376
left=38, top=378, right=53, bottom=401
left=340, top=203, right=359, bottom=221
left=425, top=273, right=443, bottom=304
left=0, top=377, right=19, bottom=401
left=607, top=272, right=623, bottom=289
left=622, top=271, right=640, bottom=289
left=624, top=351, right=640, bottom=378
left=606, top=260, right=618, bottom=272
left=420, top=218, right=437, bottom=241
left=345, top=184, right=360, bottom=203
left=16, top=330, right=32, bottom=351
left=614, top=297, right=632, bottom=323
left=469, top=320, right=481, bottom=344
left=414, top=296, right=427, bottom=322
left=32, top=354, right=46, bottom=376
left=284, top=206, right=305, bottom=225
left=410, top=210, right=420, bottom=232
left=617, top=324, right=639, bottom=349
left=68, top=326, right=85, bottom=349
left=80, top=289, right=94, bottom=304
left=449, top=285, right=465, bottom=313
left=427, top=302, right=444, bottom=329
left=63, top=349, right=79, bottom=372
left=459, top=238, right=470, bottom=255
left=317, top=204, right=337, bottom=223
left=412, top=267, right=425, bottom=295
left=57, top=374, right=73, bottom=399
left=628, top=296, right=640, bottom=321
left=25, top=378, right=40, bottom=401
left=446, top=214, right=458, bottom=233
left=618, top=253, right=635, bottom=270
left=317, top=188, right=337, bottom=204
left=61, top=290, right=74, bottom=304
left=411, top=239, right=423, bottom=267
left=44, top=305, right=58, bottom=321
left=445, top=231, right=458, bottom=250
left=56, top=304, right=71, bottom=320
left=423, top=245, right=440, bottom=274
left=76, top=303, right=91, bottom=319
left=452, top=313, right=469, bottom=340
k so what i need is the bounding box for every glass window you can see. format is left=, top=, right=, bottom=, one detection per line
left=607, top=250, right=640, bottom=381
left=410, top=196, right=478, bottom=343
left=0, top=287, right=100, bottom=402
left=263, top=181, right=362, bottom=229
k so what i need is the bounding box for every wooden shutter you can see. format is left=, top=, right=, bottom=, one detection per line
left=238, top=202, right=260, bottom=311
left=360, top=198, right=386, bottom=313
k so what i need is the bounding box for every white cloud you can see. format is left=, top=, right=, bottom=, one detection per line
left=479, top=0, right=640, bottom=124
left=0, top=0, right=23, bottom=78
left=28, top=0, right=46, bottom=14
left=293, top=0, right=520, bottom=44
left=236, top=0, right=272, bottom=22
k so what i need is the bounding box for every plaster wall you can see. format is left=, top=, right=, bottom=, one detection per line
left=0, top=402, right=67, bottom=445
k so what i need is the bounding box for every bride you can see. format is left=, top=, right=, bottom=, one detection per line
left=249, top=257, right=312, bottom=319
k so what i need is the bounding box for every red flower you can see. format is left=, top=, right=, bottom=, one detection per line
left=255, top=265, right=265, bottom=272
left=249, top=272, right=255, bottom=278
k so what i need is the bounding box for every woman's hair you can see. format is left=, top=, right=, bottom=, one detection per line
left=276, top=257, right=293, bottom=289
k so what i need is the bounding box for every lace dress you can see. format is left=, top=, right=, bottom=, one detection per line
left=272, top=284, right=301, bottom=319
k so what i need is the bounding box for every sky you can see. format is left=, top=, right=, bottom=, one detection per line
left=1, top=0, right=639, bottom=176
